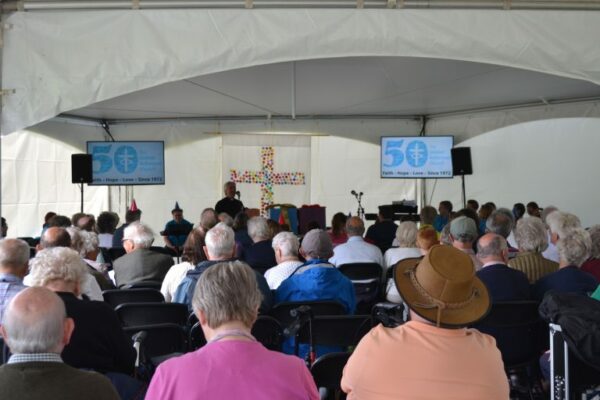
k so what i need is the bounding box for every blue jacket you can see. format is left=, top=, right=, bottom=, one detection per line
left=533, top=265, right=598, bottom=301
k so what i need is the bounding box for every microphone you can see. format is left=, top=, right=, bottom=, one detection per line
left=351, top=190, right=357, bottom=196
left=359, top=192, right=363, bottom=196
left=235, top=191, right=241, bottom=199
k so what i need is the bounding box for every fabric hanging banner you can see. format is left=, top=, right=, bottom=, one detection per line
left=222, top=134, right=310, bottom=216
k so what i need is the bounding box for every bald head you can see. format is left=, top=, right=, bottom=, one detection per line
left=477, top=233, right=508, bottom=264
left=345, top=217, right=365, bottom=237
left=40, top=227, right=71, bottom=249
left=0, top=238, right=30, bottom=277
left=1, top=287, right=74, bottom=354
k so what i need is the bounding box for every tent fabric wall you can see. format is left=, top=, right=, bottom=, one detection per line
left=4, top=9, right=600, bottom=134
left=425, top=117, right=600, bottom=227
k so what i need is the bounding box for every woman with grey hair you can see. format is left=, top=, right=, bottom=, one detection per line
left=240, top=217, right=277, bottom=274
left=508, top=217, right=559, bottom=283
left=264, top=231, right=303, bottom=290
left=532, top=228, right=599, bottom=301
left=145, top=261, right=319, bottom=400
left=383, top=222, right=421, bottom=271
left=28, top=247, right=138, bottom=396
left=581, top=225, right=600, bottom=281
left=68, top=228, right=114, bottom=291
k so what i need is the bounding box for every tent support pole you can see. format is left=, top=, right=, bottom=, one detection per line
left=291, top=62, right=296, bottom=120
left=418, top=116, right=428, bottom=209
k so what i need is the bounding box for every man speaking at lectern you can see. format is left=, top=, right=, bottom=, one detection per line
left=215, top=181, right=244, bottom=219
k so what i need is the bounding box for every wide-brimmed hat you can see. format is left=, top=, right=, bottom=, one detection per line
left=394, top=244, right=490, bottom=327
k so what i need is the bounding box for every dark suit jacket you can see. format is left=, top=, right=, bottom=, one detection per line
left=241, top=239, right=277, bottom=274
left=113, top=248, right=174, bottom=288
left=57, top=292, right=136, bottom=374
left=476, top=263, right=531, bottom=302
left=0, top=362, right=119, bottom=400
left=532, top=265, right=598, bottom=301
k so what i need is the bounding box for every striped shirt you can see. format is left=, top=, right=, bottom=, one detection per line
left=0, top=273, right=26, bottom=322
left=508, top=251, right=559, bottom=283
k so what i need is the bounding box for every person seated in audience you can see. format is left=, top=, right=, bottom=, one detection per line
left=466, top=199, right=479, bottom=212
left=328, top=212, right=348, bottom=247
left=544, top=209, right=579, bottom=263
left=485, top=208, right=518, bottom=259
left=581, top=225, right=600, bottom=281
left=198, top=208, right=218, bottom=235
left=68, top=227, right=114, bottom=291
left=113, top=222, right=174, bottom=288
left=28, top=248, right=137, bottom=377
left=47, top=214, right=72, bottom=228
left=433, top=200, right=452, bottom=232
left=31, top=227, right=104, bottom=301
left=342, top=245, right=508, bottom=400
left=76, top=214, right=96, bottom=232
left=145, top=261, right=319, bottom=400
left=97, top=211, right=119, bottom=249
left=173, top=223, right=272, bottom=313
left=533, top=227, right=598, bottom=300
left=526, top=201, right=541, bottom=218
left=264, top=231, right=303, bottom=290
left=508, top=217, right=558, bottom=283
left=162, top=202, right=193, bottom=255
left=70, top=212, right=86, bottom=228
left=233, top=211, right=253, bottom=256
left=329, top=217, right=383, bottom=267
left=513, top=203, right=526, bottom=222
left=240, top=216, right=277, bottom=274
left=0, top=287, right=119, bottom=400
left=365, top=205, right=398, bottom=254
left=218, top=212, right=234, bottom=227
left=112, top=207, right=142, bottom=249
left=276, top=229, right=355, bottom=312
left=477, top=203, right=494, bottom=235
left=161, top=229, right=206, bottom=302
left=449, top=216, right=483, bottom=270
left=267, top=219, right=282, bottom=238
left=0, top=238, right=29, bottom=322
left=40, top=211, right=57, bottom=236
left=476, top=233, right=530, bottom=302
left=385, top=226, right=438, bottom=303
left=439, top=223, right=452, bottom=246
left=383, top=221, right=421, bottom=272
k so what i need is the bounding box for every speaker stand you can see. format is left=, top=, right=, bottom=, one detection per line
left=79, top=182, right=85, bottom=213
left=460, top=174, right=466, bottom=209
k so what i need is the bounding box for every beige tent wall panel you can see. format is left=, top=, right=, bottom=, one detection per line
left=425, top=117, right=600, bottom=227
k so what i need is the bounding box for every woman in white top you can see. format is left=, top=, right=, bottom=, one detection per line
left=161, top=229, right=206, bottom=302
left=383, top=222, right=421, bottom=271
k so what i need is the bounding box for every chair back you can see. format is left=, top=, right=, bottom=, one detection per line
left=189, top=322, right=206, bottom=350
left=338, top=263, right=382, bottom=281
left=121, top=281, right=163, bottom=290
left=472, top=300, right=543, bottom=367
left=115, top=302, right=189, bottom=327
left=270, top=300, right=347, bottom=328
left=124, top=323, right=187, bottom=363
left=102, top=288, right=164, bottom=308
left=297, top=315, right=372, bottom=348
left=311, top=352, right=351, bottom=399
left=252, top=316, right=284, bottom=351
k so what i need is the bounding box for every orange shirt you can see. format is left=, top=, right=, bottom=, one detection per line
left=341, top=321, right=509, bottom=400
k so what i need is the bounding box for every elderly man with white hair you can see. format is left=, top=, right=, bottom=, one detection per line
left=240, top=216, right=277, bottom=274
left=533, top=227, right=598, bottom=301
left=0, top=238, right=29, bottom=322
left=173, top=222, right=273, bottom=313
left=508, top=217, right=558, bottom=283
left=329, top=217, right=383, bottom=267
left=0, top=287, right=119, bottom=400
left=113, top=221, right=174, bottom=288
left=264, top=231, right=303, bottom=290
left=485, top=208, right=518, bottom=259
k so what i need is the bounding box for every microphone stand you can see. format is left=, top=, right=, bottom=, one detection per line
left=352, top=191, right=365, bottom=220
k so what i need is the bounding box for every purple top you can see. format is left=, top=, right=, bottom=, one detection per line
left=145, top=340, right=319, bottom=400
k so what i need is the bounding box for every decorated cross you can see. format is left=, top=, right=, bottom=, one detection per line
left=230, top=146, right=306, bottom=215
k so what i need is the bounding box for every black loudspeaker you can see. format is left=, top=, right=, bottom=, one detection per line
left=71, top=154, right=93, bottom=183
left=451, top=147, right=473, bottom=176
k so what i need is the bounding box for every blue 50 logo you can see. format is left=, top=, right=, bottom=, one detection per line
left=383, top=139, right=429, bottom=168
left=92, top=145, right=138, bottom=174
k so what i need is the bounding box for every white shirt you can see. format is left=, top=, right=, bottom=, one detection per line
left=264, top=260, right=304, bottom=290
left=329, top=236, right=383, bottom=267
left=542, top=231, right=560, bottom=263
left=160, top=261, right=195, bottom=302
left=98, top=233, right=113, bottom=248
left=383, top=247, right=422, bottom=271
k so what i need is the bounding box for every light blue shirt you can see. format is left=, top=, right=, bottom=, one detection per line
left=0, top=273, right=26, bottom=322
left=328, top=236, right=383, bottom=267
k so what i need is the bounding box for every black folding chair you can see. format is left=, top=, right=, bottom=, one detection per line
left=270, top=300, right=347, bottom=328
left=102, top=288, right=164, bottom=308
left=297, top=315, right=372, bottom=349
left=371, top=302, right=405, bottom=328
left=115, top=303, right=189, bottom=327
left=338, top=263, right=383, bottom=314
left=311, top=352, right=351, bottom=400
left=121, top=281, right=163, bottom=290
left=125, top=323, right=187, bottom=380
left=189, top=322, right=206, bottom=351
left=472, top=300, right=545, bottom=398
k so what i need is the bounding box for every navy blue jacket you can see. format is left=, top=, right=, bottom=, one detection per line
left=533, top=265, right=598, bottom=301
left=365, top=220, right=398, bottom=254
left=240, top=239, right=277, bottom=275
left=476, top=263, right=531, bottom=302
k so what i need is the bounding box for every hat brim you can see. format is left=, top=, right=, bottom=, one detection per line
left=394, top=256, right=491, bottom=327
